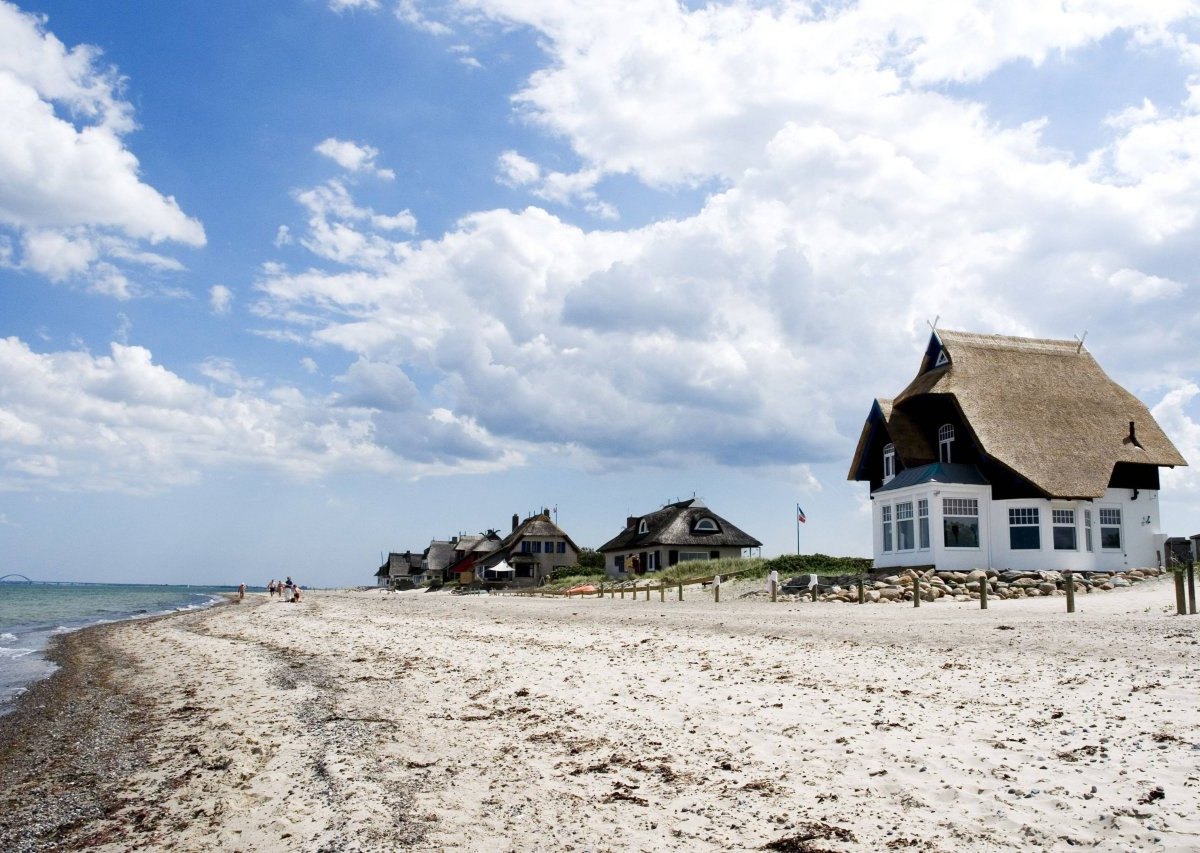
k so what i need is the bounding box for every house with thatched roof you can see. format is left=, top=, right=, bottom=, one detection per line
left=848, top=330, right=1187, bottom=572
left=375, top=550, right=423, bottom=588
left=597, top=498, right=762, bottom=578
left=476, top=512, right=582, bottom=588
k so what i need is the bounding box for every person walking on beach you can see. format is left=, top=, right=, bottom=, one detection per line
left=292, top=584, right=302, bottom=603
left=238, top=582, right=246, bottom=602
left=268, top=579, right=276, bottom=597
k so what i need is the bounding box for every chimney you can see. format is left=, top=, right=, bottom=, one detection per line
left=627, top=516, right=638, bottom=529
left=512, top=513, right=519, bottom=532
left=1125, top=420, right=1144, bottom=450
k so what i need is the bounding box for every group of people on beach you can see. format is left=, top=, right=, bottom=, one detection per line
left=266, top=577, right=302, bottom=603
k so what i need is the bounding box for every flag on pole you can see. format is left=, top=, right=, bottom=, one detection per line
left=797, top=504, right=807, bottom=524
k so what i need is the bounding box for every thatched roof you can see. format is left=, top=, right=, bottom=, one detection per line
left=497, top=513, right=581, bottom=555
left=850, top=330, right=1187, bottom=498
left=597, top=499, right=762, bottom=552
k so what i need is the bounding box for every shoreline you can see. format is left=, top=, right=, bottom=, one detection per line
left=2, top=583, right=1198, bottom=851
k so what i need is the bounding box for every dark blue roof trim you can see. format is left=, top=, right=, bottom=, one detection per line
left=874, top=462, right=990, bottom=494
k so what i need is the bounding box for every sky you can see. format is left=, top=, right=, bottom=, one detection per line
left=1, top=0, right=1199, bottom=587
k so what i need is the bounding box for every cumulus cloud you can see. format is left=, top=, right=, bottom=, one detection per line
left=0, top=337, right=522, bottom=492
left=209, top=284, right=233, bottom=315
left=314, top=138, right=396, bottom=180
left=248, top=0, right=1200, bottom=502
left=0, top=2, right=204, bottom=293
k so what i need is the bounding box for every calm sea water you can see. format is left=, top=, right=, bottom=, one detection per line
left=0, top=582, right=239, bottom=714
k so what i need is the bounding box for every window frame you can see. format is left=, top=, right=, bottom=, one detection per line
left=881, top=504, right=894, bottom=553
left=895, top=501, right=915, bottom=551
left=942, top=496, right=980, bottom=549
left=1099, top=507, right=1123, bottom=551
left=938, top=424, right=955, bottom=463
left=1052, top=508, right=1077, bottom=551
left=693, top=517, right=719, bottom=533
left=882, top=443, right=896, bottom=483
left=1008, top=506, right=1041, bottom=551
left=917, top=499, right=930, bottom=550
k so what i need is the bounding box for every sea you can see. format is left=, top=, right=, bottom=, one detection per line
left=0, top=582, right=240, bottom=715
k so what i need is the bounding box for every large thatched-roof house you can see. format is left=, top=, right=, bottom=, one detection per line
left=849, top=330, right=1187, bottom=572
left=476, top=512, right=582, bottom=587
left=597, top=499, right=762, bottom=578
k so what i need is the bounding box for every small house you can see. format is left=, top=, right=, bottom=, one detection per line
left=597, top=498, right=762, bottom=578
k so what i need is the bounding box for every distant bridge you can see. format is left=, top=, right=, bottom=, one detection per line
left=0, top=573, right=33, bottom=583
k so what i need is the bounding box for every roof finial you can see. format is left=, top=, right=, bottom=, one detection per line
left=1074, top=330, right=1088, bottom=353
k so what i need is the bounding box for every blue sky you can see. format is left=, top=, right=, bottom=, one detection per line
left=2, top=0, right=1199, bottom=586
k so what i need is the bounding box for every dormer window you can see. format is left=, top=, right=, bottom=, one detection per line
left=637, top=519, right=648, bottom=534
left=882, top=443, right=895, bottom=483
left=938, top=424, right=955, bottom=463
left=693, top=517, right=719, bottom=533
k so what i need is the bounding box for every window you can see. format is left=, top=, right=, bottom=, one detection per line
left=637, top=519, right=648, bottom=534
left=521, top=541, right=530, bottom=553
left=614, top=555, right=625, bottom=573
left=1084, top=508, right=1093, bottom=552
left=678, top=551, right=710, bottom=562
left=917, top=499, right=930, bottom=549
left=943, top=498, right=979, bottom=548
left=1008, top=507, right=1041, bottom=550
left=694, top=518, right=719, bottom=533
left=938, top=424, right=955, bottom=463
left=883, top=444, right=896, bottom=483
left=1052, top=509, right=1077, bottom=551
left=1099, top=508, right=1122, bottom=550
left=896, top=501, right=914, bottom=550
left=557, top=541, right=566, bottom=554
left=531, top=541, right=542, bottom=553
left=881, top=504, right=893, bottom=552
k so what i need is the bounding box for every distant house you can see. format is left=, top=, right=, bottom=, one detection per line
left=597, top=498, right=762, bottom=578
left=848, top=330, right=1188, bottom=572
left=375, top=551, right=422, bottom=588
left=422, top=539, right=456, bottom=584
left=476, top=512, right=582, bottom=587
left=443, top=532, right=504, bottom=585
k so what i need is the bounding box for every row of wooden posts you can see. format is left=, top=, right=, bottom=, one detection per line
left=515, top=565, right=1200, bottom=616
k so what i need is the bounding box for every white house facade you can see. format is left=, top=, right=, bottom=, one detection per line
left=850, top=331, right=1187, bottom=573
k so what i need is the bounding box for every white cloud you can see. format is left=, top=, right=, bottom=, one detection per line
left=300, top=357, right=319, bottom=374
left=0, top=2, right=204, bottom=293
left=209, top=284, right=233, bottom=315
left=0, top=336, right=522, bottom=492
left=497, top=150, right=540, bottom=187
left=328, top=0, right=380, bottom=11
left=248, top=0, right=1200, bottom=504
left=1107, top=268, right=1185, bottom=303
left=314, top=138, right=396, bottom=180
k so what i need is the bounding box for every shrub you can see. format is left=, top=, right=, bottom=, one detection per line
left=762, top=553, right=872, bottom=577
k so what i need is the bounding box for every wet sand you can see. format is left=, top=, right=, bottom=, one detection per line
left=2, top=579, right=1198, bottom=852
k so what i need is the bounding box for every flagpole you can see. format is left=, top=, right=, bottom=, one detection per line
left=796, top=503, right=800, bottom=555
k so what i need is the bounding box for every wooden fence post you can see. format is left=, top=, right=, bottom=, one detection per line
left=913, top=575, right=920, bottom=608
left=1188, top=565, right=1197, bottom=615
left=1175, top=571, right=1187, bottom=615
left=660, top=584, right=665, bottom=603
left=770, top=579, right=777, bottom=603
left=857, top=577, right=865, bottom=604
left=979, top=578, right=988, bottom=610
left=645, top=585, right=650, bottom=601
left=811, top=581, right=818, bottom=603
left=620, top=586, right=625, bottom=599
left=678, top=582, right=684, bottom=602
left=1064, top=571, right=1075, bottom=613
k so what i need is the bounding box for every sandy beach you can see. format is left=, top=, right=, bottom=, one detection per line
left=2, top=577, right=1198, bottom=852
